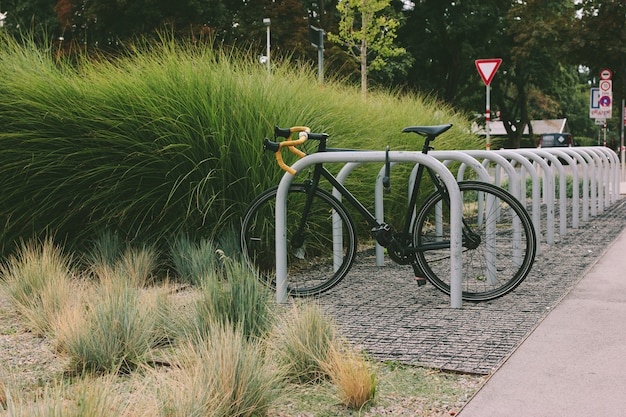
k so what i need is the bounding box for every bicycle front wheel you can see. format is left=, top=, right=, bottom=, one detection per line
left=414, top=181, right=536, bottom=301
left=241, top=184, right=357, bottom=296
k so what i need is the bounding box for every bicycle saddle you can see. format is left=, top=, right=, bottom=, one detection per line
left=402, top=124, right=453, bottom=138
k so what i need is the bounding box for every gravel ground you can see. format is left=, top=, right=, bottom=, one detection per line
left=316, top=197, right=626, bottom=374
left=0, top=295, right=68, bottom=396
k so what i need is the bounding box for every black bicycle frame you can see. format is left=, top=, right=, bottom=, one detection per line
left=293, top=144, right=453, bottom=254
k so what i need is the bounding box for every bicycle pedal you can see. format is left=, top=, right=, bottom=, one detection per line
left=415, top=277, right=427, bottom=286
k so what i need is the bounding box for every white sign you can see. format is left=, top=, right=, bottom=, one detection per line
left=599, top=79, right=612, bottom=93
left=590, top=88, right=612, bottom=119
left=475, top=59, right=502, bottom=86
left=600, top=68, right=613, bottom=80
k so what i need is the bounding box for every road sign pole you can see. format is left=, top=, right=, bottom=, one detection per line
left=485, top=84, right=491, bottom=150
left=620, top=99, right=626, bottom=181
left=475, top=58, right=502, bottom=151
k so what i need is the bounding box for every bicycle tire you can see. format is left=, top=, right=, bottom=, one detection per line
left=414, top=181, right=536, bottom=301
left=241, top=184, right=357, bottom=296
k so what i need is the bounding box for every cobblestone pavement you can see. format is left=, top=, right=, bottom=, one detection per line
left=316, top=198, right=626, bottom=375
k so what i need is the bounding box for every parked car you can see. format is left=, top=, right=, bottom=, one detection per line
left=537, top=133, right=573, bottom=148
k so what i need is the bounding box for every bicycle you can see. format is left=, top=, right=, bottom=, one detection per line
left=241, top=124, right=536, bottom=301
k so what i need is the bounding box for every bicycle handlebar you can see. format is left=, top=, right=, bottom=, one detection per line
left=264, top=126, right=329, bottom=175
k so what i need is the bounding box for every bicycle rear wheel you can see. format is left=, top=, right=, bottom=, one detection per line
left=414, top=181, right=536, bottom=301
left=241, top=184, right=357, bottom=296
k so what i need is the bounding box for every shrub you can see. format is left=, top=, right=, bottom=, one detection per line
left=178, top=255, right=274, bottom=343
left=156, top=322, right=281, bottom=417
left=2, top=375, right=128, bottom=416
left=169, top=235, right=218, bottom=285
left=0, top=35, right=480, bottom=257
left=54, top=278, right=169, bottom=375
left=322, top=342, right=378, bottom=410
left=0, top=239, right=75, bottom=337
left=85, top=232, right=158, bottom=288
left=116, top=245, right=159, bottom=288
left=83, top=231, right=124, bottom=271
left=269, top=302, right=337, bottom=383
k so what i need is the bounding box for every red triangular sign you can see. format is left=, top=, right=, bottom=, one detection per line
left=475, top=58, right=502, bottom=86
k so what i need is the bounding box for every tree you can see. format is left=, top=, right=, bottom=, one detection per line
left=494, top=0, right=577, bottom=148
left=329, top=0, right=407, bottom=98
left=400, top=0, right=507, bottom=105
left=2, top=0, right=61, bottom=37
left=233, top=0, right=309, bottom=60
left=569, top=0, right=626, bottom=135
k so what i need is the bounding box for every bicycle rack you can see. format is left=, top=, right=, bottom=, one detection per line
left=580, top=146, right=620, bottom=207
left=492, top=147, right=621, bottom=247
left=514, top=150, right=559, bottom=244
left=275, top=151, right=465, bottom=308
left=535, top=149, right=581, bottom=229
left=373, top=151, right=495, bottom=267
left=273, top=143, right=621, bottom=306
left=337, top=146, right=621, bottom=258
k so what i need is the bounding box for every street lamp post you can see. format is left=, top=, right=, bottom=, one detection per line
left=263, top=18, right=271, bottom=75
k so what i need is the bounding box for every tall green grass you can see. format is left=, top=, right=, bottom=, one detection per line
left=0, top=33, right=481, bottom=257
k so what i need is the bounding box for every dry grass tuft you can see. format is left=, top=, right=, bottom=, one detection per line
left=2, top=374, right=130, bottom=416
left=53, top=280, right=169, bottom=375
left=0, top=238, right=76, bottom=337
left=154, top=321, right=281, bottom=417
left=269, top=302, right=337, bottom=383
left=322, top=341, right=378, bottom=410
left=0, top=377, right=7, bottom=409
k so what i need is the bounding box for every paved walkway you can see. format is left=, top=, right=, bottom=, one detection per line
left=459, top=224, right=626, bottom=416
left=317, top=197, right=626, bottom=374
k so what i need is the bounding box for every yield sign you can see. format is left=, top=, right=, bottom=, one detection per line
left=475, top=59, right=503, bottom=86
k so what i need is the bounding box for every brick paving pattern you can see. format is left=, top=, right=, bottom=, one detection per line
left=317, top=198, right=626, bottom=375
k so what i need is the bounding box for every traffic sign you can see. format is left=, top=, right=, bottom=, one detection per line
left=309, top=25, right=324, bottom=49
left=590, top=88, right=612, bottom=119
left=599, top=95, right=612, bottom=107
left=475, top=59, right=502, bottom=86
left=600, top=68, right=613, bottom=80
left=599, top=79, right=612, bottom=93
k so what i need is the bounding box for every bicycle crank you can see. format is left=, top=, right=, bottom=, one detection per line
left=387, top=233, right=415, bottom=265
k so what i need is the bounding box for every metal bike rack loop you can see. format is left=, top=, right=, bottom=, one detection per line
left=539, top=149, right=581, bottom=229
left=373, top=151, right=493, bottom=267
left=492, top=150, right=543, bottom=253
left=275, top=151, right=464, bottom=308
left=526, top=149, right=569, bottom=237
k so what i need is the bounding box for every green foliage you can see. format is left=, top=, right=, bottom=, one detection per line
left=329, top=0, right=409, bottom=97
left=0, top=35, right=479, bottom=257
left=178, top=255, right=274, bottom=343
left=169, top=235, right=219, bottom=285
left=83, top=231, right=125, bottom=271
